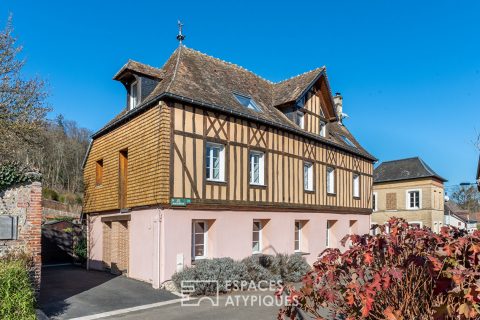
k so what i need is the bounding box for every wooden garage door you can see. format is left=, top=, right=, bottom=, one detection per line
left=102, top=220, right=129, bottom=275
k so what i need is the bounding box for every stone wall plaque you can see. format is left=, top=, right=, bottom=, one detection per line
left=0, top=216, right=18, bottom=240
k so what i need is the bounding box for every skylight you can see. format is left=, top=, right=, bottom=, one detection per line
left=233, top=93, right=261, bottom=112
left=340, top=135, right=356, bottom=148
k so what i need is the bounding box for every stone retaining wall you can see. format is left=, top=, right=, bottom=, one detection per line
left=0, top=182, right=42, bottom=291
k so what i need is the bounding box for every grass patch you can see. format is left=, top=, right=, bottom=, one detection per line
left=0, top=252, right=36, bottom=320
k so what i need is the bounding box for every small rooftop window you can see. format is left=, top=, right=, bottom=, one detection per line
left=340, top=135, right=356, bottom=148
left=233, top=93, right=261, bottom=112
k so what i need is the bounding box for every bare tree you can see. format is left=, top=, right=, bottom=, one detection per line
left=0, top=15, right=50, bottom=163
left=451, top=185, right=480, bottom=213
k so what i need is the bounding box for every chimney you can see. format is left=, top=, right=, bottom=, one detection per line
left=333, top=92, right=343, bottom=124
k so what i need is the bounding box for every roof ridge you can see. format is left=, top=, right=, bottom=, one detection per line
left=128, top=59, right=162, bottom=71
left=182, top=45, right=274, bottom=84
left=274, top=67, right=325, bottom=85
left=379, top=156, right=420, bottom=164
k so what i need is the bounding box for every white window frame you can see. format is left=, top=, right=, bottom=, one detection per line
left=252, top=220, right=263, bottom=254
left=249, top=151, right=265, bottom=185
left=294, top=221, right=302, bottom=252
left=192, top=220, right=208, bottom=260
left=406, top=189, right=422, bottom=210
left=296, top=112, right=305, bottom=129
left=326, top=167, right=335, bottom=194
left=326, top=220, right=335, bottom=247
left=373, top=192, right=378, bottom=211
left=205, top=142, right=225, bottom=182
left=304, top=162, right=314, bottom=191
left=353, top=174, right=360, bottom=198
left=129, top=81, right=138, bottom=110
left=319, top=121, right=326, bottom=137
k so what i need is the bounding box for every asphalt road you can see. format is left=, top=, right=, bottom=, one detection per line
left=104, top=290, right=287, bottom=320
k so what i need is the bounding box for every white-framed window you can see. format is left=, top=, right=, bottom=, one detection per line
left=249, top=151, right=265, bottom=185
left=406, top=189, right=421, bottom=210
left=326, top=220, right=336, bottom=247
left=206, top=142, right=225, bottom=182
left=294, top=221, right=302, bottom=252
left=319, top=121, right=326, bottom=137
left=373, top=192, right=378, bottom=211
left=192, top=221, right=208, bottom=259
left=326, top=167, right=335, bottom=194
left=252, top=220, right=262, bottom=253
left=129, top=81, right=138, bottom=110
left=353, top=174, right=360, bottom=198
left=303, top=162, right=313, bottom=191
left=296, top=112, right=304, bottom=129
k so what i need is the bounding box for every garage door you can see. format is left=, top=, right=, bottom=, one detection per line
left=102, top=216, right=130, bottom=275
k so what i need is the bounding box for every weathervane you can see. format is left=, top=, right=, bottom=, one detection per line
left=177, top=20, right=185, bottom=44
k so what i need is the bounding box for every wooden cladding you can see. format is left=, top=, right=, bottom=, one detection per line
left=83, top=103, right=171, bottom=213
left=171, top=101, right=374, bottom=210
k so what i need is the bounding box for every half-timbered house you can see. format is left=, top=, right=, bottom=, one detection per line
left=83, top=45, right=376, bottom=287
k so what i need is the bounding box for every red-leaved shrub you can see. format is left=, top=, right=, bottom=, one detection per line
left=278, top=218, right=480, bottom=320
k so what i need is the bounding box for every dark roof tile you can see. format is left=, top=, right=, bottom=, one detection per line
left=374, top=157, right=447, bottom=183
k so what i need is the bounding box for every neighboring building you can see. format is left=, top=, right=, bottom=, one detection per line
left=372, top=157, right=446, bottom=232
left=444, top=201, right=477, bottom=233
left=83, top=45, right=376, bottom=287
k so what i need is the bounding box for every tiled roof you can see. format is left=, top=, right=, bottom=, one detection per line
left=93, top=46, right=375, bottom=161
left=113, top=60, right=165, bottom=80
left=273, top=68, right=325, bottom=106
left=373, top=157, right=447, bottom=183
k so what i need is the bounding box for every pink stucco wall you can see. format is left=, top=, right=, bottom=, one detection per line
left=160, top=209, right=370, bottom=283
left=88, top=209, right=370, bottom=286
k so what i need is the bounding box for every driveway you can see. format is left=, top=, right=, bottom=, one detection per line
left=39, top=265, right=178, bottom=319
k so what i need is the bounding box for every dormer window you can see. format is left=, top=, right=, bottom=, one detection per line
left=233, top=93, right=261, bottom=112
left=319, top=121, right=326, bottom=137
left=129, top=81, right=139, bottom=110
left=296, top=111, right=304, bottom=129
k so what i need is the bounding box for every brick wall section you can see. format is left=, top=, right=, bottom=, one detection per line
left=0, top=182, right=42, bottom=292
left=42, top=199, right=81, bottom=220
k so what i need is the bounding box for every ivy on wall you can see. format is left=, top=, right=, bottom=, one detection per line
left=0, top=162, right=41, bottom=192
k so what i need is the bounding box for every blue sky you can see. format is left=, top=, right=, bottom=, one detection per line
left=2, top=0, right=479, bottom=186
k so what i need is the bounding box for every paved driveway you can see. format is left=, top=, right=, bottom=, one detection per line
left=39, top=265, right=178, bottom=319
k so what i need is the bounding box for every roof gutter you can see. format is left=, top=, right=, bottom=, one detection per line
left=86, top=92, right=377, bottom=164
